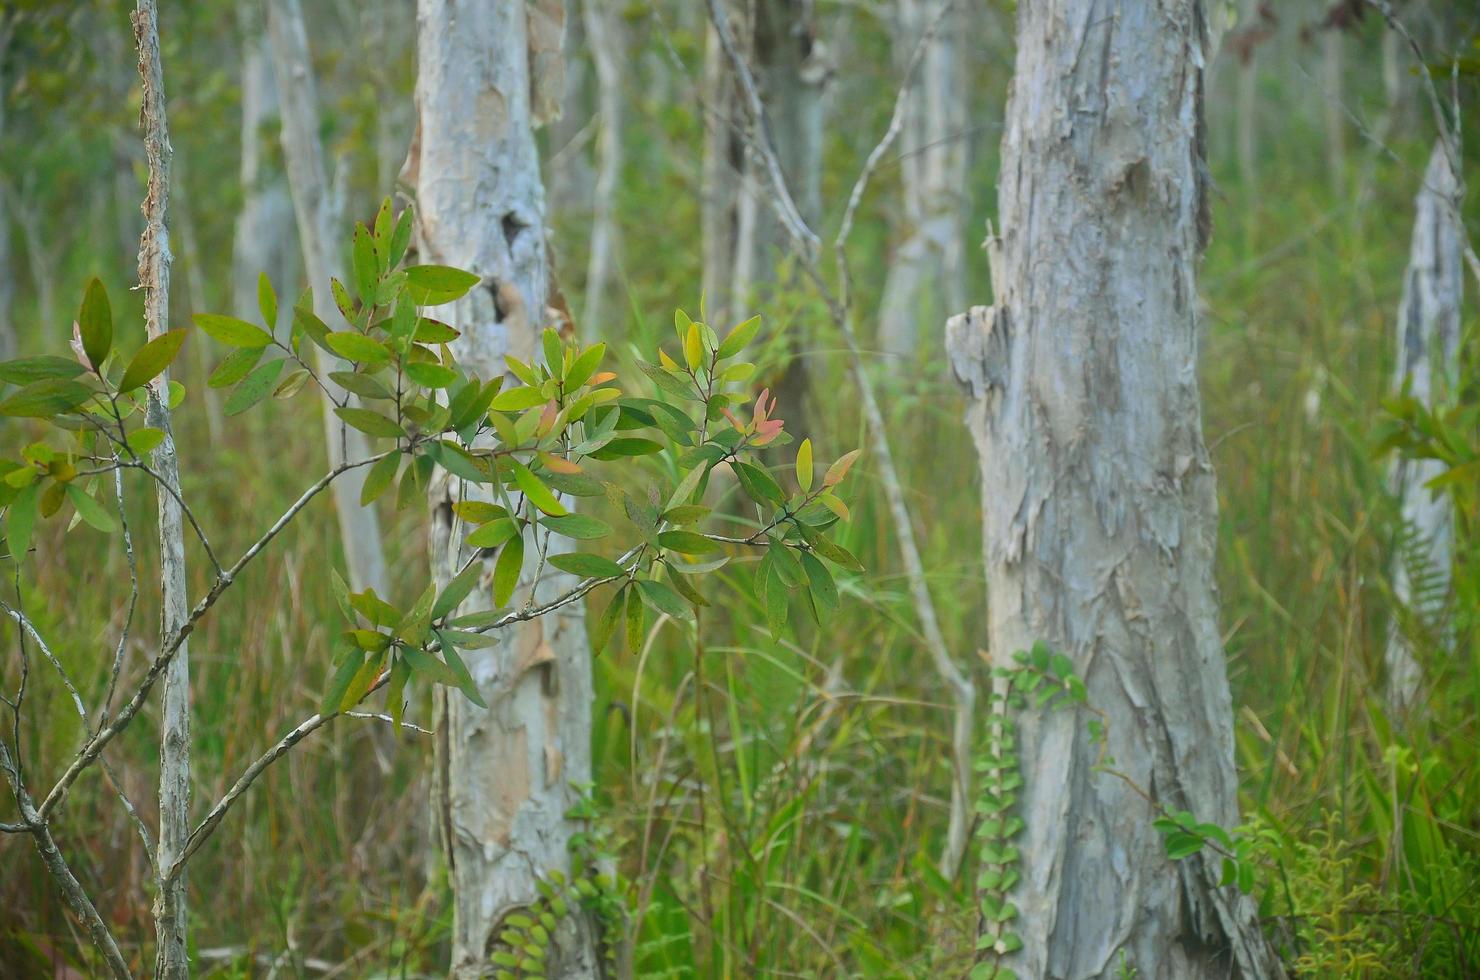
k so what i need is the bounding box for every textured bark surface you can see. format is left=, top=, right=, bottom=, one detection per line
left=877, top=0, right=966, bottom=362
left=267, top=0, right=389, bottom=598
left=132, top=2, right=191, bottom=976
left=945, top=3, right=1284, bottom=977
left=410, top=2, right=598, bottom=976
left=1385, top=142, right=1463, bottom=715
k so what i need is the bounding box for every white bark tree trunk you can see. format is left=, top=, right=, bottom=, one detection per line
left=409, top=2, right=599, bottom=976
left=582, top=0, right=624, bottom=335
left=132, top=2, right=191, bottom=976
left=267, top=0, right=389, bottom=598
left=0, top=14, right=15, bottom=362
left=945, top=3, right=1284, bottom=977
left=1385, top=141, right=1463, bottom=716
left=701, top=10, right=745, bottom=326
left=233, top=27, right=299, bottom=333
left=877, top=0, right=967, bottom=363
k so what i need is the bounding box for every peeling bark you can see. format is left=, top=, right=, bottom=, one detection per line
left=410, top=2, right=599, bottom=976
left=946, top=3, right=1284, bottom=976
left=132, top=1, right=192, bottom=975
left=1385, top=142, right=1463, bottom=716
left=267, top=0, right=389, bottom=598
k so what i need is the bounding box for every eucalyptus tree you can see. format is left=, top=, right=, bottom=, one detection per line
left=945, top=1, right=1286, bottom=975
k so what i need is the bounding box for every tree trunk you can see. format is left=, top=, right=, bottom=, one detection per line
left=233, top=27, right=299, bottom=333
left=0, top=14, right=15, bottom=362
left=701, top=9, right=745, bottom=327
left=877, top=0, right=966, bottom=364
left=132, top=2, right=192, bottom=976
left=582, top=0, right=624, bottom=335
left=1385, top=142, right=1463, bottom=716
left=945, top=3, right=1284, bottom=977
left=408, top=2, right=600, bottom=976
left=267, top=0, right=389, bottom=598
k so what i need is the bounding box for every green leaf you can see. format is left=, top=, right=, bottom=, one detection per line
left=657, top=530, right=720, bottom=555
left=352, top=223, right=378, bottom=303
left=511, top=460, right=567, bottom=516
left=637, top=579, right=690, bottom=619
left=800, top=551, right=837, bottom=616
left=389, top=208, right=414, bottom=267
left=734, top=461, right=784, bottom=505
left=823, top=449, right=862, bottom=487
left=453, top=500, right=507, bottom=524
left=796, top=438, right=813, bottom=493
left=258, top=273, right=278, bottom=329
left=405, top=361, right=458, bottom=389
left=587, top=438, right=662, bottom=460
left=209, top=347, right=264, bottom=388
left=119, top=329, right=187, bottom=392
left=434, top=561, right=484, bottom=620
left=0, top=356, right=86, bottom=386
left=636, top=358, right=696, bottom=400
left=194, top=313, right=274, bottom=349
left=433, top=632, right=488, bottom=707
left=400, top=643, right=462, bottom=688
left=6, top=484, right=39, bottom=559
left=548, top=552, right=625, bottom=578
left=591, top=587, right=625, bottom=655
left=0, top=380, right=93, bottom=418
left=334, top=407, right=406, bottom=438
left=540, top=513, right=612, bottom=540
left=321, top=653, right=364, bottom=715
left=129, top=427, right=166, bottom=454
left=65, top=484, right=117, bottom=533
left=490, top=386, right=549, bottom=412
left=328, top=370, right=394, bottom=401
left=625, top=586, right=645, bottom=652
left=325, top=332, right=391, bottom=364
left=405, top=265, right=480, bottom=305
left=493, top=535, right=524, bottom=607
left=360, top=452, right=402, bottom=505
left=717, top=314, right=760, bottom=359
left=1164, top=833, right=1205, bottom=860
left=467, top=518, right=519, bottom=549
left=78, top=278, right=112, bottom=370
left=564, top=344, right=606, bottom=390
left=224, top=358, right=286, bottom=416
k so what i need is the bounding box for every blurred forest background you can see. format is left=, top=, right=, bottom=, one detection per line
left=2, top=0, right=1480, bottom=976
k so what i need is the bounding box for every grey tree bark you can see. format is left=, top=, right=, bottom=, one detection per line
left=1385, top=141, right=1463, bottom=715
left=945, top=3, right=1285, bottom=977
left=408, top=2, right=599, bottom=976
left=876, top=0, right=966, bottom=363
left=267, top=0, right=390, bottom=598
left=233, top=26, right=299, bottom=333
left=132, top=2, right=192, bottom=976
left=0, top=13, right=15, bottom=361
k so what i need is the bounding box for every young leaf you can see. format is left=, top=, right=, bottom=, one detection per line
left=78, top=277, right=113, bottom=370
left=511, top=460, right=567, bottom=516
left=433, top=560, right=484, bottom=620
left=716, top=314, right=760, bottom=359
left=194, top=313, right=274, bottom=349
left=823, top=449, right=862, bottom=487
left=118, top=329, right=187, bottom=392
left=352, top=224, right=378, bottom=302
left=795, top=438, right=813, bottom=493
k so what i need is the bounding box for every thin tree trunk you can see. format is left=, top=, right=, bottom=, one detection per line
left=233, top=27, right=299, bottom=332
left=701, top=12, right=744, bottom=326
left=173, top=167, right=225, bottom=445
left=0, top=14, right=15, bottom=361
left=1385, top=141, right=1463, bottom=716
left=409, top=2, right=599, bottom=976
left=582, top=0, right=624, bottom=335
left=1321, top=27, right=1345, bottom=194
left=267, top=0, right=389, bottom=598
left=132, top=2, right=191, bottom=976
left=945, top=3, right=1284, bottom=977
left=877, top=0, right=966, bottom=363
